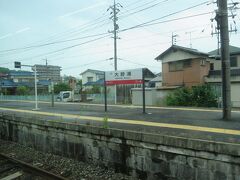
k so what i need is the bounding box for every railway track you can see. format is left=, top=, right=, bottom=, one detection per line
left=0, top=153, right=67, bottom=180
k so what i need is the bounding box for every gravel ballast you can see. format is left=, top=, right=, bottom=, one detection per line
left=0, top=140, right=135, bottom=180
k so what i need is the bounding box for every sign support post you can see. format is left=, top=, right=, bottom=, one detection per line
left=105, top=68, right=144, bottom=113
left=34, top=65, right=39, bottom=110
left=51, top=81, right=54, bottom=107
left=104, top=72, right=107, bottom=112
left=142, top=68, right=146, bottom=114
left=14, top=61, right=39, bottom=110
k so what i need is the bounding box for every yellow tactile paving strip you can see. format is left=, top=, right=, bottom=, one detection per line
left=2, top=99, right=240, bottom=113
left=0, top=107, right=240, bottom=136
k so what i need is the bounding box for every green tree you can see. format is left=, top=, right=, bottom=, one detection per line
left=0, top=67, right=10, bottom=74
left=54, top=83, right=71, bottom=94
left=77, top=79, right=82, bottom=86
left=16, top=86, right=30, bottom=95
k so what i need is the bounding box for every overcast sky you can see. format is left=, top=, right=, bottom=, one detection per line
left=0, top=0, right=239, bottom=77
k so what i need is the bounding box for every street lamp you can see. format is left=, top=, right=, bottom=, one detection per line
left=14, top=61, right=39, bottom=110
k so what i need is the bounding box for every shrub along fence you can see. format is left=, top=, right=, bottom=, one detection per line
left=166, top=85, right=218, bottom=107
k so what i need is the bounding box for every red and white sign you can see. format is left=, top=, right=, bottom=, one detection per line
left=105, top=68, right=143, bottom=85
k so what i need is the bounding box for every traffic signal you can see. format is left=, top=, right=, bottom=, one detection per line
left=14, top=61, right=21, bottom=68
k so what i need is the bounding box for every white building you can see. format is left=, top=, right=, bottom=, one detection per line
left=80, top=69, right=104, bottom=90
left=33, top=64, right=62, bottom=83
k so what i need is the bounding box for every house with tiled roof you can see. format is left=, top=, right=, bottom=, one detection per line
left=0, top=69, right=51, bottom=95
left=154, top=45, right=240, bottom=107
left=155, top=45, right=211, bottom=87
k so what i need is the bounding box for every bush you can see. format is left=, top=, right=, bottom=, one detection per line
left=54, top=83, right=71, bottom=94
left=16, top=86, right=30, bottom=95
left=166, top=85, right=217, bottom=107
left=192, top=85, right=218, bottom=107
left=85, top=85, right=101, bottom=94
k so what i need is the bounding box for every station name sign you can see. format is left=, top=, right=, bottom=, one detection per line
left=105, top=68, right=143, bottom=85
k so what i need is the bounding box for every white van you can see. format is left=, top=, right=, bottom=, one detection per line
left=56, top=91, right=81, bottom=102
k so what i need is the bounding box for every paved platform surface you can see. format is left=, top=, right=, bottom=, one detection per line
left=0, top=100, right=240, bottom=144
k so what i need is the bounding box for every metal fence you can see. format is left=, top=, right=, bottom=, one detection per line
left=0, top=94, right=55, bottom=102
left=0, top=94, right=119, bottom=104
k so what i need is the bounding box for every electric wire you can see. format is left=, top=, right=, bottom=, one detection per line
left=0, top=32, right=110, bottom=54
left=0, top=1, right=221, bottom=67
left=120, top=1, right=209, bottom=31
left=0, top=35, right=110, bottom=66
left=120, top=11, right=212, bottom=33
left=119, top=0, right=170, bottom=19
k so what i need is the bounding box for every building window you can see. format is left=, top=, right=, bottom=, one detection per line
left=183, top=59, right=191, bottom=68
left=169, top=61, right=183, bottom=71
left=200, top=59, right=206, bottom=66
left=87, top=77, right=93, bottom=82
left=230, top=56, right=237, bottom=67
left=210, top=63, right=214, bottom=70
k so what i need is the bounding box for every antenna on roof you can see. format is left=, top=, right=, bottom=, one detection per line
left=185, top=31, right=195, bottom=48
left=171, top=33, right=178, bottom=45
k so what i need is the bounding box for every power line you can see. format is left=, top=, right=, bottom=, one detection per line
left=0, top=0, right=166, bottom=56
left=118, top=58, right=159, bottom=69
left=119, top=0, right=152, bottom=8
left=0, top=35, right=110, bottom=66
left=47, top=19, right=111, bottom=42
left=119, top=0, right=170, bottom=19
left=1, top=19, right=210, bottom=58
left=0, top=32, right=110, bottom=54
left=119, top=0, right=165, bottom=15
left=0, top=12, right=112, bottom=58
left=26, top=10, right=110, bottom=45
left=120, top=11, right=213, bottom=32
left=32, top=23, right=211, bottom=62
left=118, top=0, right=174, bottom=34
left=63, top=59, right=109, bottom=70
left=0, top=18, right=112, bottom=59
left=0, top=1, right=209, bottom=57
left=0, top=1, right=220, bottom=67
left=120, top=1, right=209, bottom=31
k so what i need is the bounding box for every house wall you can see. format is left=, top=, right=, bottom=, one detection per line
left=210, top=54, right=240, bottom=70
left=82, top=71, right=103, bottom=87
left=132, top=88, right=174, bottom=106
left=162, top=58, right=210, bottom=87
left=210, top=59, right=221, bottom=70
left=206, top=77, right=240, bottom=108
left=238, top=55, right=240, bottom=65
left=161, top=50, right=200, bottom=63
left=232, top=83, right=240, bottom=107
left=132, top=88, right=156, bottom=106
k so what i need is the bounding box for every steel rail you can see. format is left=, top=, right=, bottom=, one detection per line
left=0, top=153, right=67, bottom=180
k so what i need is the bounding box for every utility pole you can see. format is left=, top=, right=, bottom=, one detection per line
left=216, top=0, right=231, bottom=120
left=113, top=0, right=118, bottom=71
left=108, top=0, right=122, bottom=104
left=45, top=58, right=54, bottom=107
left=108, top=0, right=122, bottom=70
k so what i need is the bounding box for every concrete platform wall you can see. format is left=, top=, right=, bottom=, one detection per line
left=0, top=113, right=240, bottom=180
